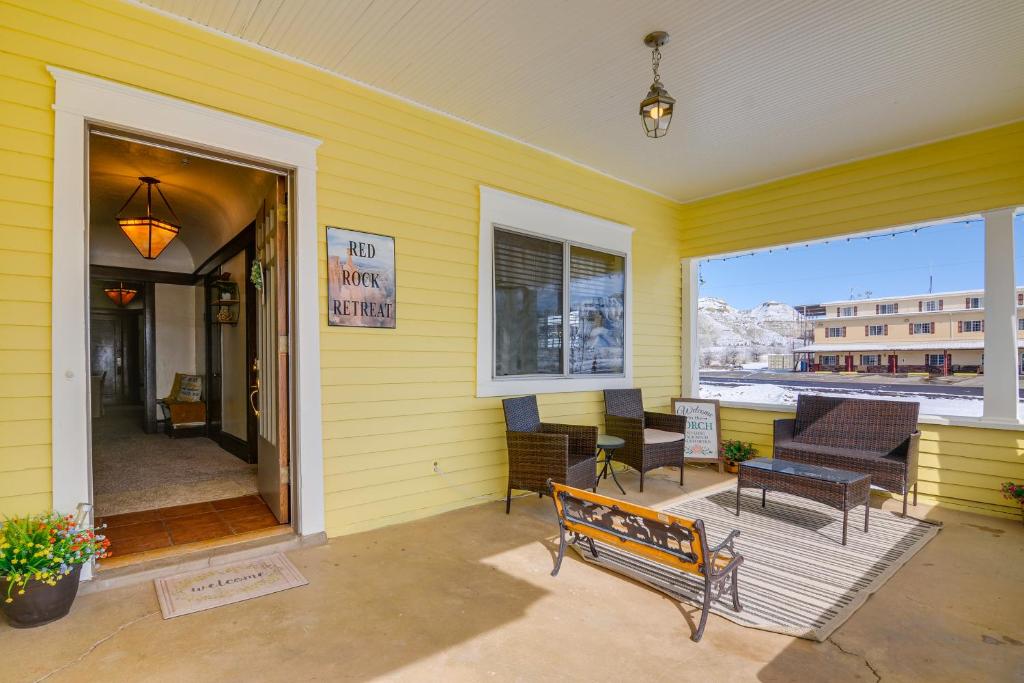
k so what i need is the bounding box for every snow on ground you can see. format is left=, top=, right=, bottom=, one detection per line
left=740, top=362, right=769, bottom=370
left=700, top=382, right=984, bottom=418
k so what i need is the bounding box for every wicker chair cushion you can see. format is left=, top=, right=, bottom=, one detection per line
left=774, top=439, right=900, bottom=465
left=792, top=395, right=918, bottom=453
left=644, top=428, right=685, bottom=444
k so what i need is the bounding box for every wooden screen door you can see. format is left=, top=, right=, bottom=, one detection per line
left=254, top=176, right=290, bottom=523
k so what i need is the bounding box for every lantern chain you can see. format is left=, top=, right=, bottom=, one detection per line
left=651, top=46, right=663, bottom=86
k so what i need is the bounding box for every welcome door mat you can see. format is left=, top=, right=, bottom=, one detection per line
left=571, top=483, right=940, bottom=641
left=155, top=553, right=307, bottom=619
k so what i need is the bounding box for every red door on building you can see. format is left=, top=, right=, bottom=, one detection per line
left=887, top=355, right=898, bottom=373
left=845, top=355, right=854, bottom=371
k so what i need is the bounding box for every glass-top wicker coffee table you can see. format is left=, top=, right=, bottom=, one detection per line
left=737, top=457, right=871, bottom=545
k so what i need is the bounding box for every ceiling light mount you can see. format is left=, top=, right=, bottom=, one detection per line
left=640, top=31, right=675, bottom=139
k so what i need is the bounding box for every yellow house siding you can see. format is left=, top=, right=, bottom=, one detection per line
left=0, top=0, right=683, bottom=534
left=681, top=121, right=1024, bottom=256
left=721, top=406, right=1024, bottom=519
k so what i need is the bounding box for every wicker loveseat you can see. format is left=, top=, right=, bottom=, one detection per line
left=772, top=395, right=921, bottom=516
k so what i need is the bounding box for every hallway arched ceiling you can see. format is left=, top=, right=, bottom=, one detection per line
left=89, top=134, right=276, bottom=273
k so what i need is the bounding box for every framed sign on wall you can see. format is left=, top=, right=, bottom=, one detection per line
left=670, top=397, right=723, bottom=472
left=326, top=227, right=396, bottom=328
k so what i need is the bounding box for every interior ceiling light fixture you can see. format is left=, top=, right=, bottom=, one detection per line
left=103, top=281, right=137, bottom=306
left=115, top=176, right=181, bottom=260
left=639, top=31, right=675, bottom=139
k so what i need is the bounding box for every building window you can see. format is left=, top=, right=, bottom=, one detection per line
left=927, top=354, right=946, bottom=367
left=961, top=320, right=983, bottom=332
left=965, top=296, right=983, bottom=309
left=860, top=354, right=880, bottom=366
left=839, top=306, right=855, bottom=317
left=820, top=355, right=838, bottom=366
left=911, top=322, right=934, bottom=334
left=877, top=303, right=897, bottom=314
left=866, top=325, right=885, bottom=336
left=1018, top=318, right=1024, bottom=331
left=923, top=300, right=940, bottom=312
left=825, top=326, right=844, bottom=338
left=477, top=187, right=632, bottom=397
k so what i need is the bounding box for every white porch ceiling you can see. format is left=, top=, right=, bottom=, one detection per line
left=139, top=0, right=1024, bottom=201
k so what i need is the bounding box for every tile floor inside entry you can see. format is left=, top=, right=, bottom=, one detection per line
left=96, top=495, right=281, bottom=557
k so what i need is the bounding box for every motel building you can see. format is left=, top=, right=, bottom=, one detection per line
left=0, top=2, right=1023, bottom=678
left=797, top=288, right=1024, bottom=375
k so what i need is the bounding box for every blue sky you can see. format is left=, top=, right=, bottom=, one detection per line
left=699, top=215, right=1024, bottom=310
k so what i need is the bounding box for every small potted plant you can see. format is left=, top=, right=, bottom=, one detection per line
left=0, top=508, right=110, bottom=628
left=721, top=440, right=757, bottom=474
left=1000, top=481, right=1024, bottom=525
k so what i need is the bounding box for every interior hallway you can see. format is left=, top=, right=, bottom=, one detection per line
left=3, top=466, right=1020, bottom=682
left=92, top=406, right=257, bottom=517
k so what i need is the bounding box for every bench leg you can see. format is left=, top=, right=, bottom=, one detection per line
left=505, top=485, right=512, bottom=514
left=551, top=523, right=567, bottom=577
left=587, top=536, right=599, bottom=559
left=731, top=568, right=742, bottom=612
left=692, top=578, right=712, bottom=642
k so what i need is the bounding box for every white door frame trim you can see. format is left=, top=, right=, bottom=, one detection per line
left=48, top=67, right=326, bottom=542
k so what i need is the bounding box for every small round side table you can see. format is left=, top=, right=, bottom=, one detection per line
left=596, top=434, right=626, bottom=495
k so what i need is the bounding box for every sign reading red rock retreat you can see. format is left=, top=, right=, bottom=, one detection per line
left=327, top=227, right=396, bottom=328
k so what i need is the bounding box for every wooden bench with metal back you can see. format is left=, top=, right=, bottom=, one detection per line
left=548, top=481, right=744, bottom=642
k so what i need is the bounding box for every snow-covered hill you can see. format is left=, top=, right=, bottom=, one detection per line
left=698, top=298, right=806, bottom=367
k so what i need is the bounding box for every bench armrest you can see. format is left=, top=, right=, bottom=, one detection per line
left=707, top=529, right=742, bottom=577
left=645, top=411, right=686, bottom=434
left=773, top=418, right=796, bottom=445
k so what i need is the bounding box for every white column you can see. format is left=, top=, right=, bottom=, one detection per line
left=982, top=208, right=1019, bottom=423
left=681, top=259, right=701, bottom=397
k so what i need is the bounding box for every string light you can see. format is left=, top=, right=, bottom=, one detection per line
left=700, top=219, right=978, bottom=264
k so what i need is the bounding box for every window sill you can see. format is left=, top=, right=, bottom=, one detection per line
left=716, top=400, right=1024, bottom=431
left=476, top=375, right=633, bottom=398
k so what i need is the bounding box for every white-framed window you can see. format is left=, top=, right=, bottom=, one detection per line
left=878, top=303, right=897, bottom=314
left=924, top=299, right=940, bottom=311
left=825, top=326, right=844, bottom=338
left=476, top=187, right=633, bottom=397
left=927, top=354, right=946, bottom=367
left=1018, top=318, right=1024, bottom=331
left=867, top=325, right=885, bottom=336
left=860, top=354, right=881, bottom=365
left=912, top=322, right=934, bottom=334
left=962, top=320, right=983, bottom=332
left=819, top=355, right=839, bottom=366
left=966, top=296, right=983, bottom=309
left=839, top=306, right=855, bottom=317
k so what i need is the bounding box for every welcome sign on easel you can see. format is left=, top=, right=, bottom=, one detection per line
left=671, top=397, right=722, bottom=470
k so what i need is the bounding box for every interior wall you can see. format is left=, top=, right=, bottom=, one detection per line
left=154, top=283, right=197, bottom=399
left=220, top=251, right=247, bottom=440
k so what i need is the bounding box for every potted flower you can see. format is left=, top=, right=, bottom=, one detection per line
left=1000, top=481, right=1024, bottom=524
left=721, top=440, right=757, bottom=474
left=1, top=509, right=110, bottom=628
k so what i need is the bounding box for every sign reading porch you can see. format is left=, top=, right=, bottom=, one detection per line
left=327, top=227, right=396, bottom=328
left=671, top=397, right=721, bottom=463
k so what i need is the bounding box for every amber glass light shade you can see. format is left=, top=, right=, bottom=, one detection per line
left=104, top=282, right=138, bottom=306
left=118, top=216, right=180, bottom=260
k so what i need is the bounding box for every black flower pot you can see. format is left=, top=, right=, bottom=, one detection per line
left=0, top=564, right=82, bottom=628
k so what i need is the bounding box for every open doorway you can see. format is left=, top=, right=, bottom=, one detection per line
left=87, top=131, right=291, bottom=560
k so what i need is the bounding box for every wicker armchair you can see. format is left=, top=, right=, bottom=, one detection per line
left=603, top=389, right=686, bottom=492
left=502, top=395, right=598, bottom=514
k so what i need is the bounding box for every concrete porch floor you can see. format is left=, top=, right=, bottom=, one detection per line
left=2, top=466, right=1022, bottom=682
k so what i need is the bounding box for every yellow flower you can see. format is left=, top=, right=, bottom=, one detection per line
left=17, top=589, right=24, bottom=595
left=4, top=598, right=11, bottom=604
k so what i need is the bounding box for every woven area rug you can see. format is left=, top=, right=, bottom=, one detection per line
left=572, top=483, right=940, bottom=641
left=155, top=553, right=307, bottom=619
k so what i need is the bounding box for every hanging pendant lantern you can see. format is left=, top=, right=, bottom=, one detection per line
left=104, top=281, right=138, bottom=306
left=115, top=176, right=180, bottom=260
left=639, top=31, right=675, bottom=139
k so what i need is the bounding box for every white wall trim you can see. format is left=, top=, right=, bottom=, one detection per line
left=681, top=258, right=700, bottom=398
left=48, top=68, right=326, bottom=546
left=981, top=207, right=1020, bottom=423
left=476, top=186, right=633, bottom=398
